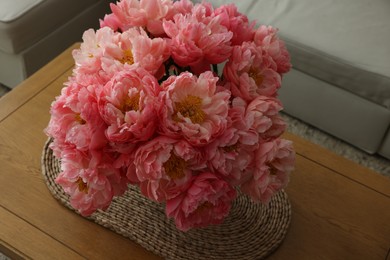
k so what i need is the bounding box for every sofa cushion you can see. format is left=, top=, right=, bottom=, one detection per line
left=0, top=0, right=101, bottom=54
left=200, top=0, right=390, bottom=109
left=0, top=0, right=43, bottom=23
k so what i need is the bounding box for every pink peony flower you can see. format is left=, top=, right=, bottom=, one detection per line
left=246, top=96, right=286, bottom=140
left=45, top=80, right=108, bottom=155
left=121, top=27, right=170, bottom=77
left=100, top=27, right=170, bottom=79
left=100, top=0, right=176, bottom=36
left=71, top=27, right=120, bottom=85
left=141, top=0, right=176, bottom=36
left=228, top=97, right=258, bottom=146
left=71, top=27, right=124, bottom=85
left=214, top=4, right=255, bottom=46
left=100, top=0, right=145, bottom=31
left=72, top=27, right=115, bottom=72
left=73, top=26, right=170, bottom=84
left=163, top=3, right=232, bottom=72
left=98, top=67, right=160, bottom=143
left=45, top=83, right=82, bottom=157
left=132, top=136, right=205, bottom=202
left=230, top=96, right=286, bottom=142
left=166, top=172, right=236, bottom=231
left=254, top=25, right=291, bottom=74
left=173, top=0, right=194, bottom=15
left=159, top=71, right=230, bottom=146
left=55, top=148, right=128, bottom=216
left=99, top=11, right=122, bottom=32
left=224, top=41, right=281, bottom=101
left=204, top=127, right=256, bottom=186
left=241, top=138, right=295, bottom=203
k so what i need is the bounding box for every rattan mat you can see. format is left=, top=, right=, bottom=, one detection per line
left=41, top=138, right=291, bottom=259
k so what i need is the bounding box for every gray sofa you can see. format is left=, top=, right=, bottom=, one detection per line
left=201, top=0, right=390, bottom=159
left=0, top=0, right=113, bottom=88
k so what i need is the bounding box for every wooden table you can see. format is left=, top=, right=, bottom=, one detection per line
left=1, top=43, right=389, bottom=259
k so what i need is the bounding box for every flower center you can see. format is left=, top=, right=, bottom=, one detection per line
left=194, top=201, right=213, bottom=214
left=173, top=95, right=206, bottom=124
left=121, top=93, right=140, bottom=112
left=120, top=49, right=134, bottom=64
left=223, top=143, right=239, bottom=153
left=267, top=164, right=277, bottom=175
left=248, top=68, right=264, bottom=86
left=75, top=113, right=86, bottom=125
left=163, top=153, right=186, bottom=180
left=76, top=177, right=88, bottom=193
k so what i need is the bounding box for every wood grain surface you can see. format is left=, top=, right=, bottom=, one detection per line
left=0, top=43, right=389, bottom=260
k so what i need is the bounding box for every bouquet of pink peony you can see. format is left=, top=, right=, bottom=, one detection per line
left=45, top=0, right=295, bottom=231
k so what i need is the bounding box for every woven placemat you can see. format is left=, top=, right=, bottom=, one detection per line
left=41, top=138, right=291, bottom=260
